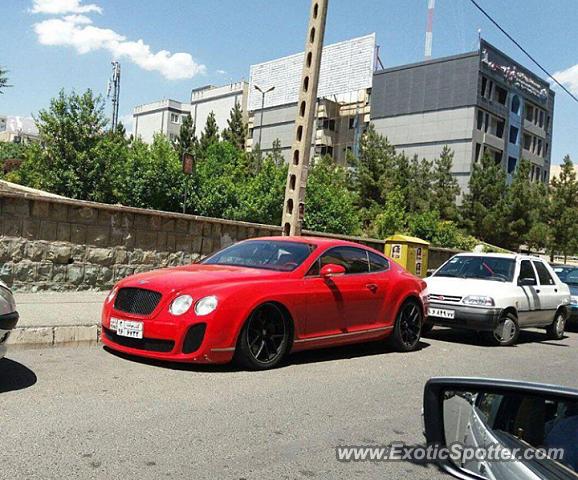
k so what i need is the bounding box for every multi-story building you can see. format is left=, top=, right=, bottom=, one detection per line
left=133, top=81, right=248, bottom=144
left=371, top=39, right=555, bottom=192
left=246, top=34, right=375, bottom=165
left=0, top=115, right=39, bottom=143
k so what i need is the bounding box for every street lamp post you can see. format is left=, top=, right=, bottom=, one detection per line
left=253, top=84, right=275, bottom=148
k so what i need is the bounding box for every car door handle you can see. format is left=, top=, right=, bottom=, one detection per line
left=365, top=283, right=378, bottom=293
left=554, top=288, right=558, bottom=292
left=536, top=289, right=541, bottom=293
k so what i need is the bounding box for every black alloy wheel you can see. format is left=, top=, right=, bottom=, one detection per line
left=235, top=303, right=290, bottom=370
left=390, top=299, right=423, bottom=352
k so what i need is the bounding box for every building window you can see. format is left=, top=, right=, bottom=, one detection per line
left=320, top=118, right=336, bottom=131
left=494, top=85, right=507, bottom=105
left=537, top=138, right=543, bottom=156
left=496, top=119, right=505, bottom=139
left=523, top=133, right=532, bottom=151
left=480, top=76, right=487, bottom=97
left=546, top=115, right=551, bottom=130
left=493, top=150, right=502, bottom=164
left=544, top=142, right=549, bottom=156
left=507, top=156, right=517, bottom=174
left=539, top=110, right=545, bottom=128
left=319, top=145, right=334, bottom=158
left=509, top=126, right=519, bottom=145
left=170, top=113, right=180, bottom=123
left=525, top=105, right=534, bottom=122
left=475, top=143, right=481, bottom=162
left=511, top=95, right=521, bottom=115
left=348, top=117, right=356, bottom=129
left=477, top=110, right=484, bottom=130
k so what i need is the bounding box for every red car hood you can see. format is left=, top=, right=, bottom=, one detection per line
left=118, top=264, right=286, bottom=292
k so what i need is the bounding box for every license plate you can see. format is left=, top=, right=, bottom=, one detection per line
left=110, top=317, right=143, bottom=339
left=428, top=308, right=455, bottom=319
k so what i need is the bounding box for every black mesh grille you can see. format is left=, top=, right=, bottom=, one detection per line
left=114, top=288, right=162, bottom=315
left=182, top=323, right=207, bottom=354
left=103, top=327, right=174, bottom=353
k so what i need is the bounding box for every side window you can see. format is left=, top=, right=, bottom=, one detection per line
left=519, top=260, right=537, bottom=284
left=319, top=247, right=369, bottom=274
left=368, top=252, right=389, bottom=272
left=533, top=261, right=555, bottom=286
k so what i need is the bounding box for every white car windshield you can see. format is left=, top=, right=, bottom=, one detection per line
left=434, top=256, right=516, bottom=283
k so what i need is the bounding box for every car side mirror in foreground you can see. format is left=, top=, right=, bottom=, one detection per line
left=518, top=277, right=537, bottom=287
left=424, top=377, right=578, bottom=480
left=320, top=264, right=346, bottom=278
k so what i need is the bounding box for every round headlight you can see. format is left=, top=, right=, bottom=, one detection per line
left=195, top=296, right=218, bottom=316
left=169, top=295, right=193, bottom=316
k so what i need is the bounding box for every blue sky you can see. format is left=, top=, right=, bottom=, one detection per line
left=1, top=0, right=577, bottom=165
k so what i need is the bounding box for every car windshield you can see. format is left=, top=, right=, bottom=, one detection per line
left=434, top=256, right=516, bottom=282
left=553, top=267, right=578, bottom=285
left=202, top=240, right=315, bottom=271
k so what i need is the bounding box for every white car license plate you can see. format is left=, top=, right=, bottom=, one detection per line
left=428, top=308, right=455, bottom=319
left=110, top=318, right=143, bottom=339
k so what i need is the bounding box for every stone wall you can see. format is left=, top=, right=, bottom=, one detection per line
left=0, top=190, right=458, bottom=291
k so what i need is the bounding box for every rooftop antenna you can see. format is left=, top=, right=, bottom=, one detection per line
left=424, top=0, right=435, bottom=59
left=107, top=61, right=121, bottom=131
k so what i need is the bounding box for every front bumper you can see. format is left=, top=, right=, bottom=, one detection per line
left=0, top=311, right=19, bottom=358
left=101, top=309, right=237, bottom=364
left=427, top=302, right=502, bottom=331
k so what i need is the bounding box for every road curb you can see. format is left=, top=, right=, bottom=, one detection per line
left=7, top=324, right=101, bottom=349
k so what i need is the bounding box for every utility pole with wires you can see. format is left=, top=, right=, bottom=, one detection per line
left=107, top=61, right=121, bottom=131
left=281, top=0, right=328, bottom=236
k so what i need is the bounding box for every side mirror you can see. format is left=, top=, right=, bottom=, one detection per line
left=320, top=264, right=346, bottom=278
left=519, top=277, right=537, bottom=286
left=423, top=377, right=578, bottom=480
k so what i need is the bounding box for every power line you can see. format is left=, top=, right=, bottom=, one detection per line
left=468, top=0, right=578, bottom=104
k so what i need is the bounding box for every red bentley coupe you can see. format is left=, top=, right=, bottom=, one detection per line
left=101, top=236, right=428, bottom=369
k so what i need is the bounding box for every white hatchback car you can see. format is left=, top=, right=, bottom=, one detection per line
left=425, top=253, right=571, bottom=346
left=0, top=280, right=18, bottom=359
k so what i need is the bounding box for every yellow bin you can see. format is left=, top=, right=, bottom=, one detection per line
left=384, top=234, right=429, bottom=278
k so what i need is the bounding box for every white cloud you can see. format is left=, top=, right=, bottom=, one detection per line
left=554, top=64, right=578, bottom=95
left=216, top=69, right=227, bottom=75
left=31, top=0, right=102, bottom=15
left=31, top=2, right=206, bottom=80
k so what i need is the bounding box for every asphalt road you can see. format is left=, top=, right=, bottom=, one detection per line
left=2, top=326, right=578, bottom=480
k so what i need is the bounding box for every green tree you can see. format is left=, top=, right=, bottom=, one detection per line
left=113, top=134, right=182, bottom=211
left=222, top=102, right=246, bottom=150
left=30, top=89, right=114, bottom=200
left=372, top=188, right=407, bottom=238
left=199, top=111, right=219, bottom=152
left=549, top=155, right=578, bottom=261
left=431, top=146, right=461, bottom=220
left=504, top=159, right=545, bottom=250
left=405, top=154, right=433, bottom=214
left=304, top=156, right=361, bottom=235
left=349, top=124, right=397, bottom=211
left=461, top=153, right=509, bottom=245
left=0, top=66, right=11, bottom=94
left=174, top=113, right=197, bottom=158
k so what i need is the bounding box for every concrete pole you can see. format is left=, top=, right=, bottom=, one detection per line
left=281, top=0, right=328, bottom=236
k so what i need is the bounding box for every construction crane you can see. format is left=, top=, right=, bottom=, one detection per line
left=281, top=0, right=329, bottom=236
left=107, top=61, right=121, bottom=131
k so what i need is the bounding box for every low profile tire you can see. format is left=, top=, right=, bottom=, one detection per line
left=421, top=322, right=434, bottom=335
left=234, top=303, right=290, bottom=370
left=389, top=299, right=423, bottom=352
left=546, top=310, right=566, bottom=340
left=485, top=313, right=519, bottom=346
